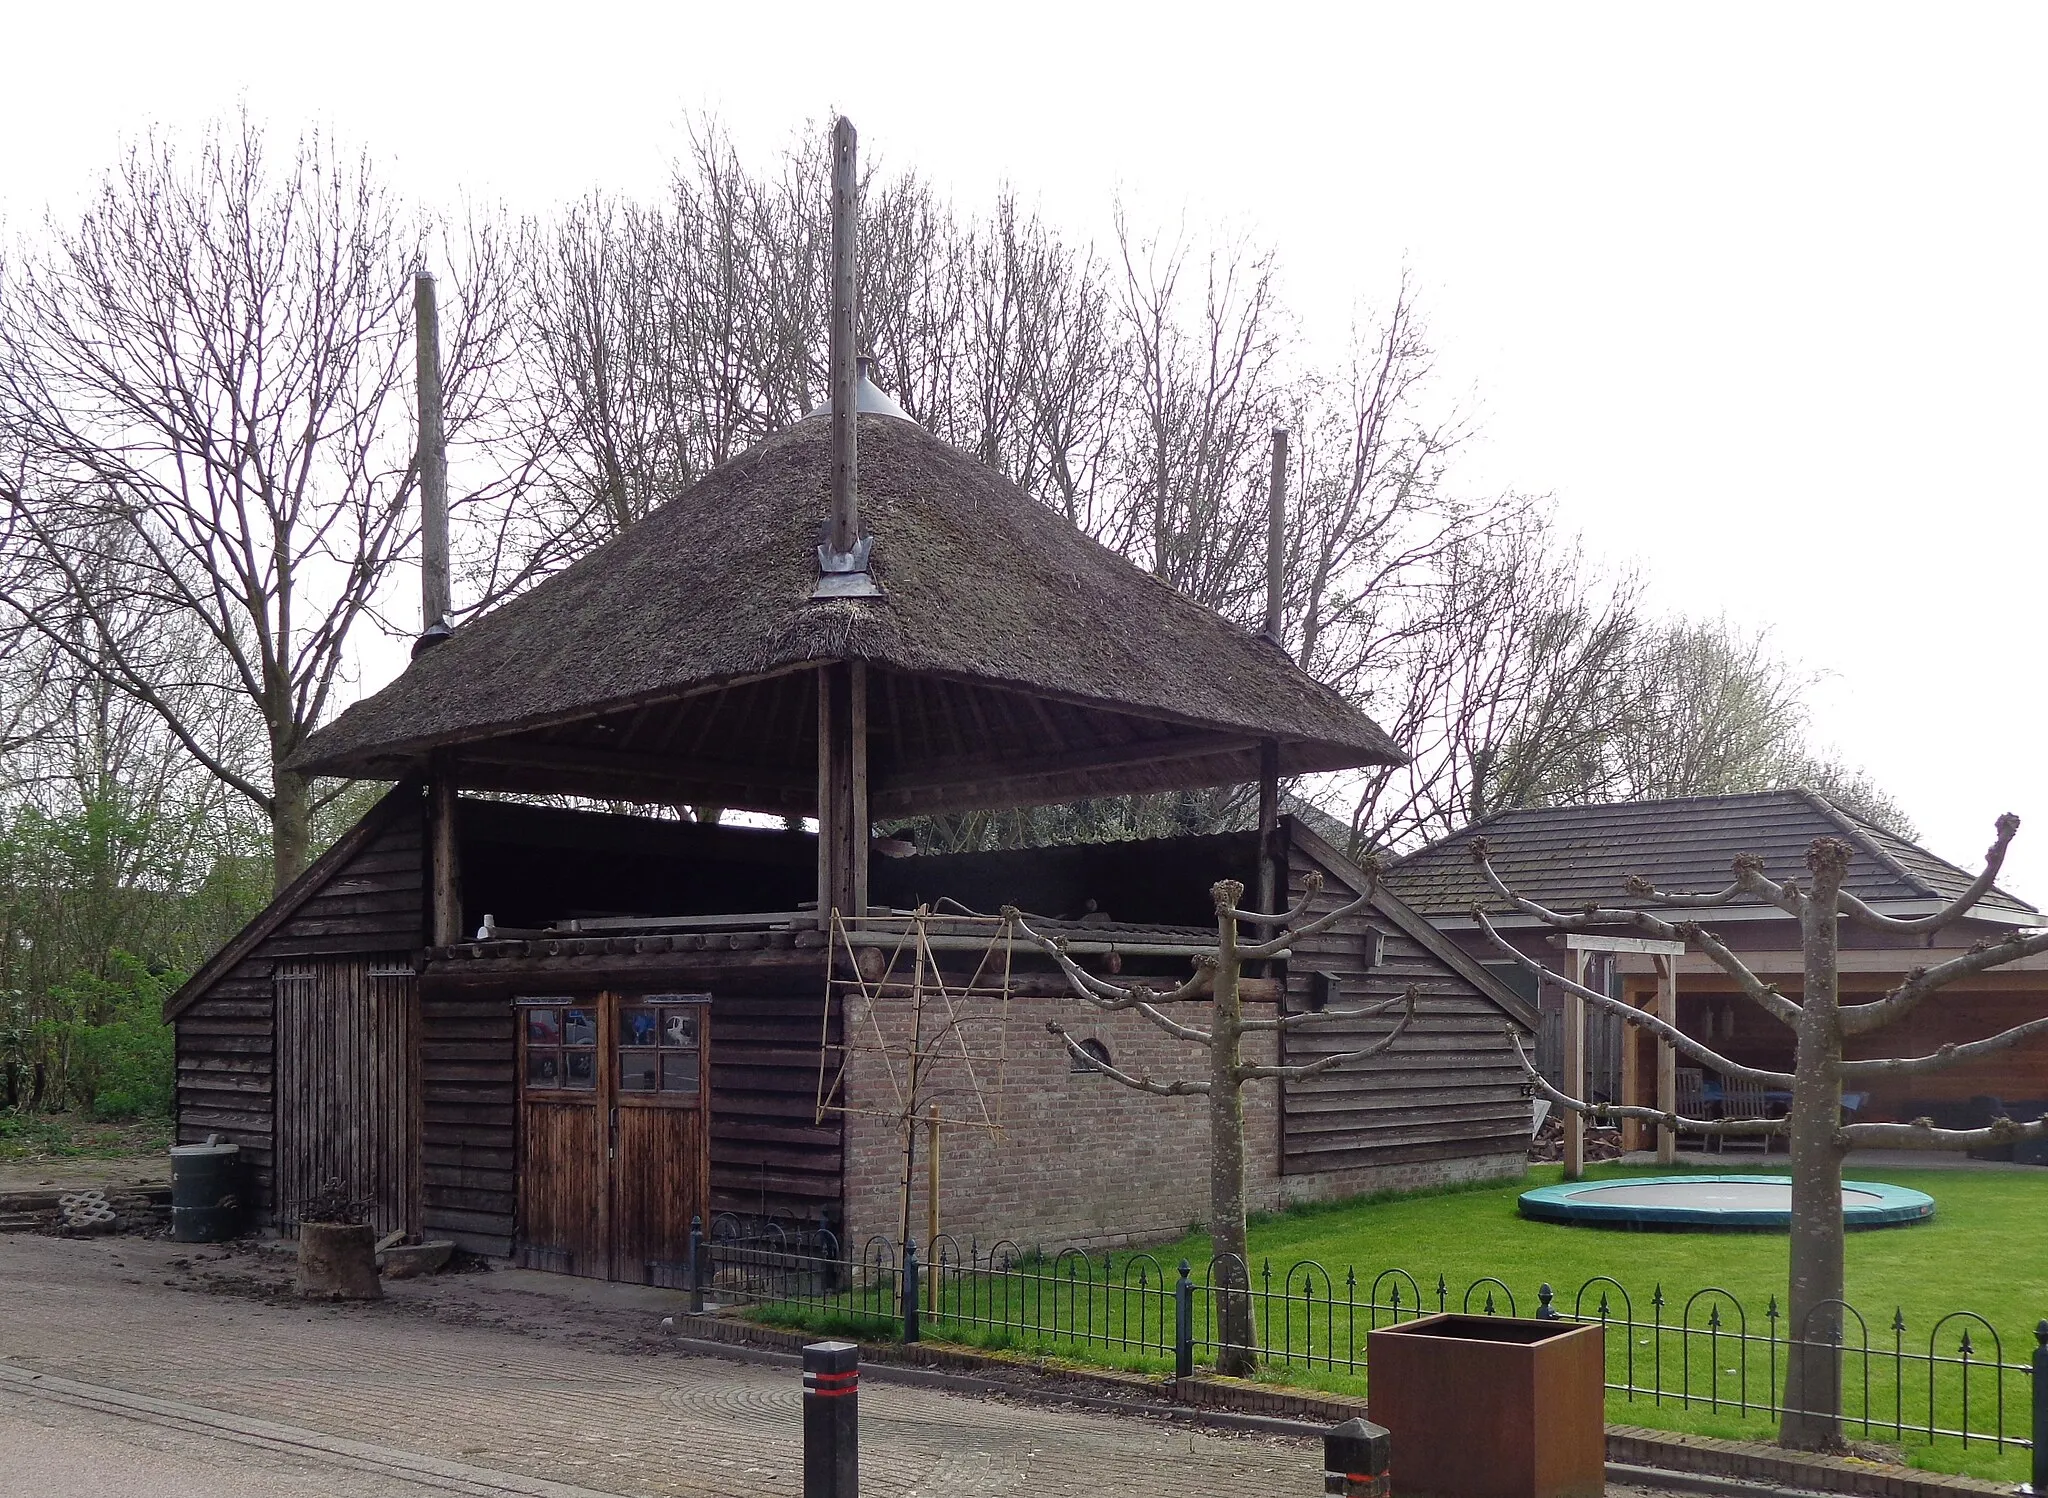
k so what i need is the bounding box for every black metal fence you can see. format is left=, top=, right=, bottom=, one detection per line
left=697, top=1214, right=2044, bottom=1479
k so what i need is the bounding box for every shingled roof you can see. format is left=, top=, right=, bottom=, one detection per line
left=292, top=413, right=1402, bottom=815
left=1385, top=790, right=2038, bottom=926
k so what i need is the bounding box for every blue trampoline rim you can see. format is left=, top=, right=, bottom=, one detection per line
left=1517, top=1174, right=1936, bottom=1231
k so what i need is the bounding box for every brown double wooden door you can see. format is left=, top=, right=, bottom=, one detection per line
left=515, top=992, right=710, bottom=1281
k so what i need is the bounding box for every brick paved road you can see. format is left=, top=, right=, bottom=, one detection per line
left=0, top=1234, right=1317, bottom=1497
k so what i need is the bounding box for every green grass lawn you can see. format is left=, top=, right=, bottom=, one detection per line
left=1164, top=1160, right=2047, bottom=1483
left=750, top=1159, right=2047, bottom=1483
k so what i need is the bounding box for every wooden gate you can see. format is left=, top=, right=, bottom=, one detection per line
left=275, top=956, right=419, bottom=1236
left=516, top=993, right=710, bottom=1281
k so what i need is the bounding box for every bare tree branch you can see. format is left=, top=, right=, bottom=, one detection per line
left=1238, top=988, right=1418, bottom=1080
left=1045, top=1020, right=1208, bottom=1096
left=1839, top=926, right=2048, bottom=1036
left=1834, top=813, right=2019, bottom=936
left=1841, top=1012, right=2048, bottom=1079
left=1473, top=907, right=1793, bottom=1084
left=1508, top=1029, right=1786, bottom=1138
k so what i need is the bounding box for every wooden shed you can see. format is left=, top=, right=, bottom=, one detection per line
left=1387, top=791, right=2048, bottom=1150
left=167, top=408, right=1536, bottom=1273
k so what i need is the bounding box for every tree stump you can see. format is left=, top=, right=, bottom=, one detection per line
left=298, top=1222, right=383, bottom=1299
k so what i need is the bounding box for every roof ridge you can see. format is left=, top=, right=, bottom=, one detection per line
left=1786, top=785, right=1934, bottom=898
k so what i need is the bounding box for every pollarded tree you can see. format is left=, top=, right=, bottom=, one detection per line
left=1013, top=873, right=1417, bottom=1377
left=1469, top=820, right=2048, bottom=1452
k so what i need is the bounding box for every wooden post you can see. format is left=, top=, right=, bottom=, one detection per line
left=926, top=1101, right=940, bottom=1311
left=1255, top=740, right=1280, bottom=920
left=1656, top=954, right=1678, bottom=1165
left=414, top=272, right=450, bottom=637
left=816, top=661, right=869, bottom=931
left=1263, top=428, right=1289, bottom=644
left=428, top=765, right=460, bottom=947
left=1564, top=949, right=1587, bottom=1179
left=828, top=117, right=860, bottom=558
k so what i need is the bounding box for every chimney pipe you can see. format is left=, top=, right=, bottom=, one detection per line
left=414, top=271, right=453, bottom=654
left=1263, top=427, right=1289, bottom=644
left=814, top=118, right=879, bottom=599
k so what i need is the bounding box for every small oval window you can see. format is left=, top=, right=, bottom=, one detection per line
left=1071, top=1037, right=1113, bottom=1073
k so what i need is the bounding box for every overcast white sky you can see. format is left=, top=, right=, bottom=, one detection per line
left=5, top=2, right=2042, bottom=898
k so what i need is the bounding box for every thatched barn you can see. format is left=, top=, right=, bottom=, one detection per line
left=166, top=407, right=1537, bottom=1276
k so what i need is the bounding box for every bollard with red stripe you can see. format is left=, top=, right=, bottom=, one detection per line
left=803, top=1340, right=860, bottom=1498
left=1323, top=1416, right=1390, bottom=1498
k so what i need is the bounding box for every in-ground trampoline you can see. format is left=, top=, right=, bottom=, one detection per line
left=1518, top=1175, right=1935, bottom=1230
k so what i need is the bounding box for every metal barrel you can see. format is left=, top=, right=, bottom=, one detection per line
left=169, top=1139, right=242, bottom=1242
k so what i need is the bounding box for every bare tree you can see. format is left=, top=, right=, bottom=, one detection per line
left=1013, top=873, right=1417, bottom=1376
left=0, top=116, right=520, bottom=888
left=1469, top=823, right=2048, bottom=1452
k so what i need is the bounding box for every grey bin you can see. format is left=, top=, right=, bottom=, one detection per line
left=169, top=1138, right=243, bottom=1242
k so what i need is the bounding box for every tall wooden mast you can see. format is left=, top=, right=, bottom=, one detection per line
left=816, top=116, right=873, bottom=929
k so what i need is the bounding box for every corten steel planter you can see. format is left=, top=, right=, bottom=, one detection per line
left=1366, top=1314, right=1605, bottom=1498
left=297, top=1222, right=383, bottom=1300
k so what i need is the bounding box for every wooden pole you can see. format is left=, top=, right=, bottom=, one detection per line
left=828, top=117, right=860, bottom=558
left=1656, top=954, right=1678, bottom=1165
left=428, top=763, right=461, bottom=947
left=1255, top=740, right=1280, bottom=921
left=1564, top=950, right=1587, bottom=1179
left=815, top=661, right=869, bottom=931
left=1263, top=428, right=1289, bottom=643
left=926, top=1101, right=940, bottom=1309
left=414, top=272, right=450, bottom=636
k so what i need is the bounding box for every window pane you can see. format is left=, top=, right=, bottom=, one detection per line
left=564, top=1050, right=596, bottom=1090
left=660, top=1010, right=699, bottom=1050
left=618, top=1048, right=658, bottom=1093
left=620, top=1007, right=660, bottom=1048
left=660, top=1050, right=699, bottom=1094
left=525, top=1049, right=562, bottom=1088
left=562, top=1008, right=597, bottom=1047
left=525, top=1009, right=560, bottom=1046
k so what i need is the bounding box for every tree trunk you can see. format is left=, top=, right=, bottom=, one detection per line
left=1209, top=897, right=1257, bottom=1376
left=270, top=762, right=311, bottom=893
left=1780, top=848, right=1849, bottom=1451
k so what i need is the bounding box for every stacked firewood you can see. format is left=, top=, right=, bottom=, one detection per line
left=1527, top=1113, right=1625, bottom=1164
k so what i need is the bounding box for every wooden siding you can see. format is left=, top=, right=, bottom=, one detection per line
left=174, top=797, right=426, bottom=1221
left=1279, top=835, right=1530, bottom=1176
left=709, top=988, right=841, bottom=1221
left=174, top=963, right=277, bottom=1212
left=275, top=956, right=419, bottom=1236
left=420, top=987, right=518, bottom=1255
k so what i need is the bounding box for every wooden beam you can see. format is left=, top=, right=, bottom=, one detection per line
left=1556, top=933, right=1688, bottom=955
left=871, top=729, right=1260, bottom=810
left=429, top=763, right=462, bottom=947
left=817, top=661, right=868, bottom=930
left=1255, top=739, right=1280, bottom=918
left=1564, top=948, right=1587, bottom=1180
left=1656, top=953, right=1678, bottom=1166
left=457, top=740, right=813, bottom=801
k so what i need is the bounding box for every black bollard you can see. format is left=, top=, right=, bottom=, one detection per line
left=1323, top=1416, right=1391, bottom=1498
left=803, top=1339, right=860, bottom=1498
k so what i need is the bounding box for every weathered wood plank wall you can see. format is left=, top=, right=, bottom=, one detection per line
left=275, top=957, right=418, bottom=1235
left=1280, top=832, right=1530, bottom=1178
left=174, top=798, right=425, bottom=1218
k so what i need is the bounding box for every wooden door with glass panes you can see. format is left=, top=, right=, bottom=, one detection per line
left=516, top=993, right=710, bottom=1281
left=610, top=996, right=710, bottom=1283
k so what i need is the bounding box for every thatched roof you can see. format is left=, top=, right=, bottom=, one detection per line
left=294, top=413, right=1403, bottom=815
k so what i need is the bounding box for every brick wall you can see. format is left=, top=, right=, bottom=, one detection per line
left=844, top=979, right=1344, bottom=1251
